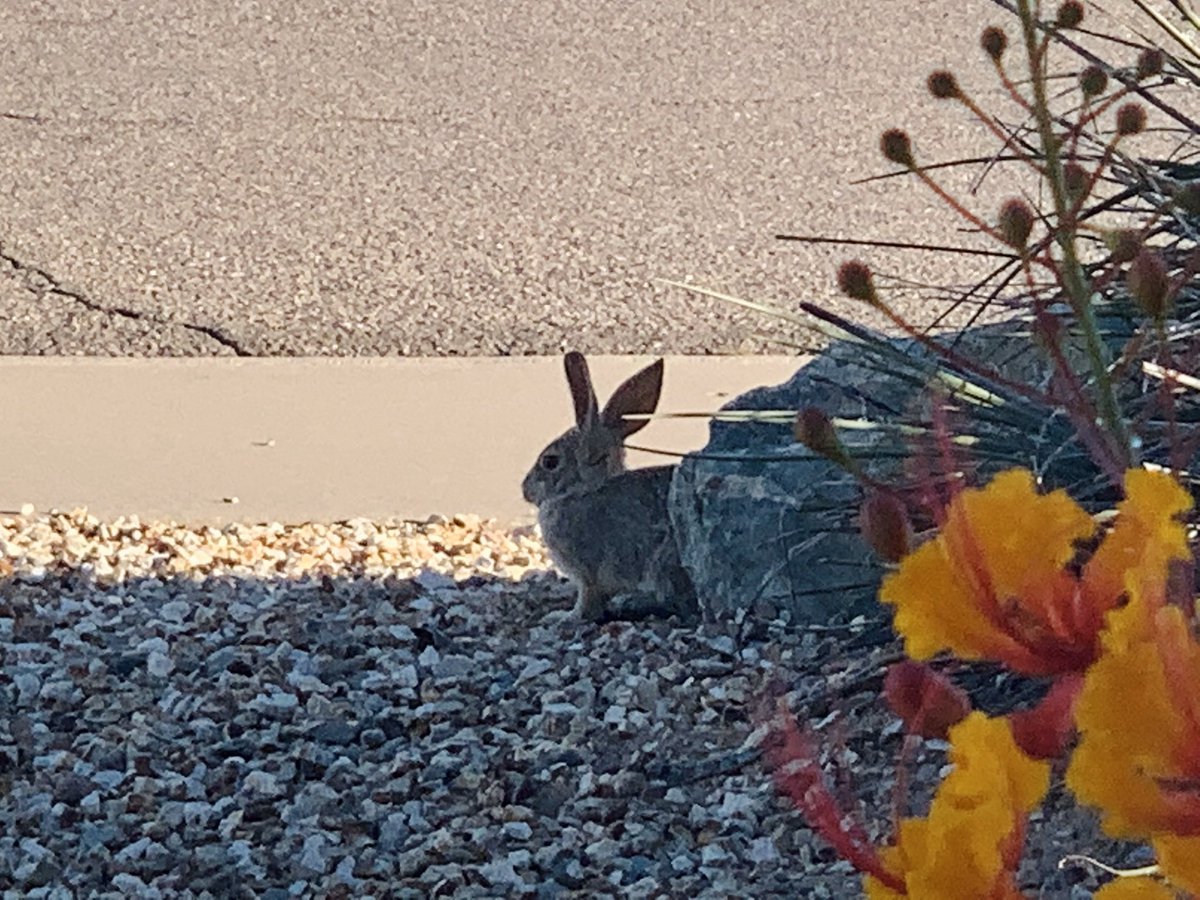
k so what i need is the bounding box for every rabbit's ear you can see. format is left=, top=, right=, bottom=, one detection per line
left=601, top=358, right=664, bottom=438
left=564, top=351, right=598, bottom=427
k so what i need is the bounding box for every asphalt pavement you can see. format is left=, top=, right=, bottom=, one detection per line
left=0, top=0, right=1091, bottom=357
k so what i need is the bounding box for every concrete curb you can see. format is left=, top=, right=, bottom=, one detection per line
left=0, top=356, right=805, bottom=524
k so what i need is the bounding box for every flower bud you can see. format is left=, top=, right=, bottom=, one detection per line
left=1009, top=674, right=1081, bottom=759
left=1033, top=309, right=1064, bottom=355
left=884, top=661, right=971, bottom=740
left=1104, top=229, right=1141, bottom=264
left=836, top=260, right=879, bottom=305
left=1127, top=248, right=1171, bottom=319
left=1079, top=65, right=1107, bottom=98
left=860, top=490, right=912, bottom=563
left=880, top=129, right=915, bottom=168
left=793, top=409, right=852, bottom=469
left=998, top=198, right=1035, bottom=249
left=1063, top=162, right=1088, bottom=203
left=980, top=26, right=1007, bottom=61
left=1116, top=102, right=1147, bottom=136
left=927, top=70, right=961, bottom=100
left=1137, top=48, right=1164, bottom=80
left=1056, top=1, right=1084, bottom=28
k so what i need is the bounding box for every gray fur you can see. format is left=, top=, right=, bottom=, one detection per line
left=521, top=353, right=698, bottom=623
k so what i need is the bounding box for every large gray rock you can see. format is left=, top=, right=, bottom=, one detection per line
left=668, top=341, right=895, bottom=625
left=668, top=321, right=1091, bottom=625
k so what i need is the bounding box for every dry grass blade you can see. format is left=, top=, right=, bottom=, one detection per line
left=1164, top=0, right=1200, bottom=33
left=655, top=278, right=842, bottom=337
left=774, top=233, right=1016, bottom=260
left=1127, top=0, right=1200, bottom=64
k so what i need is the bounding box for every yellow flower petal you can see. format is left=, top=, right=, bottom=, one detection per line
left=882, top=468, right=1192, bottom=677
left=1092, top=877, right=1177, bottom=900
left=1084, top=469, right=1192, bottom=607
left=865, top=842, right=912, bottom=900
left=1068, top=602, right=1200, bottom=840
left=865, top=713, right=1049, bottom=899
left=1156, top=834, right=1200, bottom=894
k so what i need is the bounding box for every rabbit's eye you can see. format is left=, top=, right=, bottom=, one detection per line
left=540, top=453, right=561, bottom=471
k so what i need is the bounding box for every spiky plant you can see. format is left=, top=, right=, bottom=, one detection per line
left=738, top=7, right=1200, bottom=894
left=672, top=0, right=1199, bottom=529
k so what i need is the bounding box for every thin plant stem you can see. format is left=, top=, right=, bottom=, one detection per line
left=992, top=57, right=1035, bottom=113
left=1016, top=0, right=1133, bottom=468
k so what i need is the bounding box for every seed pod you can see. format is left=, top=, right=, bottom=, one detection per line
left=880, top=129, right=915, bottom=168
left=1127, top=248, right=1171, bottom=319
left=998, top=198, right=1035, bottom=250
left=980, top=26, right=1007, bottom=61
left=1116, top=102, right=1147, bottom=136
left=836, top=260, right=878, bottom=305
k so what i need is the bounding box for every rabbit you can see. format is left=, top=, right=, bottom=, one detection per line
left=521, top=351, right=699, bottom=624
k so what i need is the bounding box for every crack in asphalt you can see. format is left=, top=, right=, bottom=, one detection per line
left=0, top=241, right=250, bottom=355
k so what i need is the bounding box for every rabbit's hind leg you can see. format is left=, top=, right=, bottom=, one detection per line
left=574, top=584, right=612, bottom=622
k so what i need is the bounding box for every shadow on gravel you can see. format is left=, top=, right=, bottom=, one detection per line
left=0, top=565, right=1126, bottom=898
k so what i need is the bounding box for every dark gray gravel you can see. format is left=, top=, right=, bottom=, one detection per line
left=0, top=510, right=1148, bottom=897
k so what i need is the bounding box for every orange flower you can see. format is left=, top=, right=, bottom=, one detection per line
left=866, top=712, right=1050, bottom=899
left=881, top=469, right=1191, bottom=676
left=1067, top=579, right=1200, bottom=895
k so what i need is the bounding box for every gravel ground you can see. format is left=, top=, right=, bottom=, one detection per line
left=0, top=509, right=1154, bottom=897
